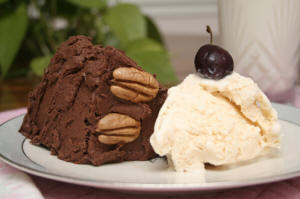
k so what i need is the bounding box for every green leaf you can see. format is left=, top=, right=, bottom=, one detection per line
left=125, top=38, right=164, bottom=52
left=125, top=39, right=177, bottom=84
left=145, top=16, right=165, bottom=46
left=0, top=3, right=28, bottom=77
left=0, top=0, right=7, bottom=4
left=104, top=3, right=146, bottom=47
left=103, top=32, right=121, bottom=48
left=65, top=0, right=107, bottom=9
left=95, top=17, right=105, bottom=44
left=30, top=56, right=52, bottom=76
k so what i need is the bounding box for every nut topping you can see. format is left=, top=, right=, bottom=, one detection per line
left=110, top=67, right=159, bottom=103
left=96, top=113, right=141, bottom=145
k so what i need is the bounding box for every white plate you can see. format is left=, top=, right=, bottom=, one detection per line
left=1, top=103, right=300, bottom=193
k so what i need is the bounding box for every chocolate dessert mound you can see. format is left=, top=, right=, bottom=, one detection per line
left=19, top=35, right=167, bottom=165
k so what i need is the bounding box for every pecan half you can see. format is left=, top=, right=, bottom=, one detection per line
left=110, top=67, right=159, bottom=103
left=96, top=113, right=141, bottom=145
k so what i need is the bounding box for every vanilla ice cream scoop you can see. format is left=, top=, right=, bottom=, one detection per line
left=150, top=72, right=280, bottom=172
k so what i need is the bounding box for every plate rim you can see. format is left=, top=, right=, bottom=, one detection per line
left=1, top=103, right=300, bottom=192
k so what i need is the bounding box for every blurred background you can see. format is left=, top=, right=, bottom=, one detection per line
left=1, top=0, right=299, bottom=111
left=0, top=0, right=218, bottom=111
left=127, top=0, right=218, bottom=80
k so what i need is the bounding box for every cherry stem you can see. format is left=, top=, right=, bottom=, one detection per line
left=206, top=25, right=213, bottom=44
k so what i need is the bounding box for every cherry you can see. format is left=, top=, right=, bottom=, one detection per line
left=194, top=26, right=233, bottom=80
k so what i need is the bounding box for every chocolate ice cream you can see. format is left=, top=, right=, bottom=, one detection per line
left=19, top=36, right=167, bottom=165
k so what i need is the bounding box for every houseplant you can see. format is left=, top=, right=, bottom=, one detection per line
left=0, top=0, right=177, bottom=84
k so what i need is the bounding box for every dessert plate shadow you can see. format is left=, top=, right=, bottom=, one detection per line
left=1, top=103, right=300, bottom=193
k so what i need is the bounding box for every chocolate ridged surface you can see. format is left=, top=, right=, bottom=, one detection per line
left=19, top=36, right=167, bottom=165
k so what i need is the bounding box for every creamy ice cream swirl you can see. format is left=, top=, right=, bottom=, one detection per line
left=150, top=72, right=280, bottom=172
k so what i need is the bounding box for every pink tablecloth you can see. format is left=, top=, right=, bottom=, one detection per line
left=2, top=96, right=300, bottom=199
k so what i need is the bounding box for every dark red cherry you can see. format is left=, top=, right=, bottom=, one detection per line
left=194, top=44, right=234, bottom=80
left=194, top=26, right=234, bottom=80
